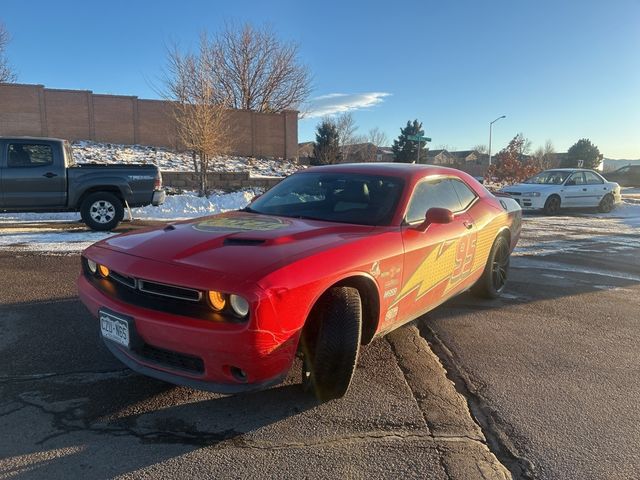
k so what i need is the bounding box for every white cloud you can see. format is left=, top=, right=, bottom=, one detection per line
left=302, top=92, right=391, bottom=118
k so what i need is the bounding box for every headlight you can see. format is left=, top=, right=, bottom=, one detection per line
left=208, top=291, right=227, bottom=311
left=98, top=264, right=110, bottom=277
left=229, top=295, right=250, bottom=318
left=523, top=192, right=541, bottom=197
left=87, top=259, right=97, bottom=274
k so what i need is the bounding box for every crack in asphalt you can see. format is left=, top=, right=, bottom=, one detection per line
left=0, top=369, right=132, bottom=385
left=419, top=323, right=536, bottom=480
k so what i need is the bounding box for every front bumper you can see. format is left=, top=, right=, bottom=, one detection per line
left=78, top=268, right=300, bottom=393
left=509, top=195, right=546, bottom=210
left=152, top=189, right=166, bottom=206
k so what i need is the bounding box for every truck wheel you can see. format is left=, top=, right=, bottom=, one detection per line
left=471, top=235, right=511, bottom=299
left=81, top=192, right=124, bottom=231
left=543, top=195, right=561, bottom=215
left=598, top=194, right=615, bottom=213
left=300, top=286, right=362, bottom=401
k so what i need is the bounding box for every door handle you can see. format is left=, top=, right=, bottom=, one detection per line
left=582, top=188, right=587, bottom=191
left=43, top=172, right=58, bottom=178
left=463, top=221, right=473, bottom=230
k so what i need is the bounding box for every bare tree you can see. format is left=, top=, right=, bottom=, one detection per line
left=164, top=36, right=229, bottom=196
left=368, top=127, right=388, bottom=147
left=211, top=23, right=311, bottom=112
left=473, top=144, right=488, bottom=154
left=328, top=112, right=360, bottom=162
left=532, top=140, right=556, bottom=170
left=0, top=22, right=17, bottom=83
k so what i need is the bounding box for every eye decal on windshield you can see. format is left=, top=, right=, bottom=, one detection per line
left=193, top=214, right=290, bottom=232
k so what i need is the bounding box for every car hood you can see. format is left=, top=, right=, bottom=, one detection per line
left=502, top=183, right=558, bottom=193
left=94, top=211, right=376, bottom=280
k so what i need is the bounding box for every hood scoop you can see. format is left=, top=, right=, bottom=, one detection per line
left=223, top=238, right=266, bottom=246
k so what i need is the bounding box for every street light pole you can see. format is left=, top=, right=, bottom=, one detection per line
left=488, top=115, right=506, bottom=166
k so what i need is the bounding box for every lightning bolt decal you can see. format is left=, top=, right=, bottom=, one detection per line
left=391, top=240, right=457, bottom=307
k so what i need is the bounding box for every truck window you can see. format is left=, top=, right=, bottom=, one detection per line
left=7, top=143, right=54, bottom=168
left=64, top=141, right=76, bottom=167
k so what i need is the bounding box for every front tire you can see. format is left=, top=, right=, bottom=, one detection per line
left=598, top=194, right=615, bottom=213
left=543, top=195, right=561, bottom=215
left=471, top=235, right=511, bottom=299
left=300, top=286, right=362, bottom=401
left=80, top=192, right=124, bottom=231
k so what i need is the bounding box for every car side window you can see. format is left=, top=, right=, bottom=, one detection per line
left=617, top=166, right=630, bottom=173
left=450, top=179, right=477, bottom=210
left=7, top=143, right=54, bottom=168
left=567, top=172, right=585, bottom=185
left=584, top=172, right=603, bottom=184
left=406, top=178, right=463, bottom=223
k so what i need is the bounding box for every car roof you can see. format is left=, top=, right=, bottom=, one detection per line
left=302, top=162, right=466, bottom=181
left=543, top=168, right=597, bottom=172
left=0, top=136, right=66, bottom=142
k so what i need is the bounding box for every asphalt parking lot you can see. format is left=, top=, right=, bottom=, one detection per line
left=0, top=250, right=506, bottom=479
left=1, top=205, right=638, bottom=479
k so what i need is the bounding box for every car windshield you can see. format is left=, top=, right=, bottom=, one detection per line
left=523, top=170, right=572, bottom=185
left=248, top=172, right=405, bottom=226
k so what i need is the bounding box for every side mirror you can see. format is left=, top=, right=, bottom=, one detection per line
left=419, top=207, right=454, bottom=230
left=565, top=180, right=575, bottom=186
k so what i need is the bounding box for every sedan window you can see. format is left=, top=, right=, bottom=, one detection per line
left=566, top=172, right=586, bottom=185
left=405, top=178, right=463, bottom=223
left=584, top=172, right=604, bottom=184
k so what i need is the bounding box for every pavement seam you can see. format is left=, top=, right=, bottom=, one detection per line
left=0, top=369, right=132, bottom=385
left=419, top=323, right=536, bottom=480
left=386, top=334, right=455, bottom=480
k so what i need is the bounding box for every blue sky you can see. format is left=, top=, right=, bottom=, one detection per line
left=2, top=0, right=639, bottom=158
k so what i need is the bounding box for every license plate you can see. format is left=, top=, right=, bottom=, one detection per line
left=100, top=310, right=130, bottom=348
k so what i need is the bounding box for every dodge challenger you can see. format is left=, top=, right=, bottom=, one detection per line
left=78, top=163, right=521, bottom=400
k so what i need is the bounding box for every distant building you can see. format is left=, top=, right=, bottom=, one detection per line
left=298, top=141, right=394, bottom=164
left=424, top=149, right=490, bottom=176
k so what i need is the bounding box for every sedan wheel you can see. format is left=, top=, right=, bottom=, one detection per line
left=543, top=195, right=561, bottom=215
left=598, top=194, right=615, bottom=213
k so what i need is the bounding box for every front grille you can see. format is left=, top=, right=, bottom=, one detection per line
left=138, top=280, right=202, bottom=302
left=81, top=257, right=248, bottom=323
left=504, top=191, right=521, bottom=196
left=138, top=344, right=204, bottom=374
left=110, top=271, right=137, bottom=289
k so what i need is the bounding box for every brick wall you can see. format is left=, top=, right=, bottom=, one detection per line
left=0, top=83, right=298, bottom=159
left=161, top=171, right=282, bottom=192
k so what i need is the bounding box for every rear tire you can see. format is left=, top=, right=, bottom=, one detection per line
left=598, top=194, right=615, bottom=213
left=543, top=195, right=561, bottom=215
left=471, top=235, right=511, bottom=299
left=80, top=192, right=124, bottom=231
left=300, top=286, right=362, bottom=401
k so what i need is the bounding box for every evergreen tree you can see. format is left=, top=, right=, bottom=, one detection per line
left=564, top=138, right=603, bottom=169
left=313, top=121, right=340, bottom=165
left=392, top=120, right=428, bottom=163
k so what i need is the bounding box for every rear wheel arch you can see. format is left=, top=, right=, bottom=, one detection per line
left=76, top=186, right=125, bottom=210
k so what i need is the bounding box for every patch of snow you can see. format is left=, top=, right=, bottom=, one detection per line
left=132, top=190, right=254, bottom=220
left=0, top=231, right=114, bottom=253
left=0, top=190, right=255, bottom=225
left=72, top=140, right=304, bottom=177
left=512, top=257, right=640, bottom=282
left=0, top=190, right=256, bottom=253
left=514, top=201, right=640, bottom=257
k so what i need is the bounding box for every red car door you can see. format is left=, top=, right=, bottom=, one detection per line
left=390, top=177, right=476, bottom=326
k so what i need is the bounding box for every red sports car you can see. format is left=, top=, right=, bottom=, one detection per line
left=78, top=163, right=521, bottom=400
